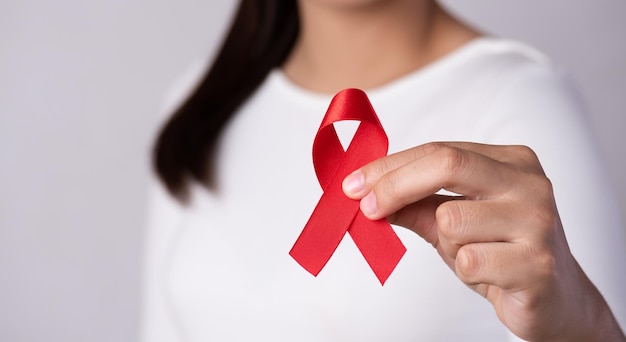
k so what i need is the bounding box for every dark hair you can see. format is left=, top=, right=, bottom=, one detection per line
left=153, top=0, right=299, bottom=200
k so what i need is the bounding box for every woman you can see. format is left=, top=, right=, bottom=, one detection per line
left=143, top=0, right=626, bottom=340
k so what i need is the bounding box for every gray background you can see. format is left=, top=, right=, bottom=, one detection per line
left=1, top=1, right=624, bottom=341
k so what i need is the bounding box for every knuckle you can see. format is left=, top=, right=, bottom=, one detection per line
left=511, top=145, right=539, bottom=163
left=436, top=145, right=465, bottom=175
left=533, top=206, right=559, bottom=233
left=525, top=173, right=553, bottom=196
left=375, top=171, right=402, bottom=206
left=522, top=250, right=556, bottom=311
left=361, top=159, right=389, bottom=184
left=534, top=250, right=557, bottom=280
left=516, top=245, right=556, bottom=302
left=507, top=145, right=544, bottom=174
left=524, top=175, right=559, bottom=231
left=537, top=176, right=555, bottom=196
left=421, top=141, right=445, bottom=155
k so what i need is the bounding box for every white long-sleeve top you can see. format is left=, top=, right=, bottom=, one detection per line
left=141, top=37, right=626, bottom=341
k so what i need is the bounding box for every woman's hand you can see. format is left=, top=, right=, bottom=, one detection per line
left=342, top=142, right=625, bottom=341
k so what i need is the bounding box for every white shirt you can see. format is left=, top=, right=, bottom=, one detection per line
left=141, top=37, right=626, bottom=341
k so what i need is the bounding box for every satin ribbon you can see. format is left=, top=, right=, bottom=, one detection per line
left=289, top=88, right=406, bottom=285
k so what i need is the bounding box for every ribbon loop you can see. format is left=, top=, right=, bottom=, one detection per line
left=289, top=89, right=406, bottom=285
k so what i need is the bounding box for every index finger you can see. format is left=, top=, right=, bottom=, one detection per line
left=342, top=142, right=541, bottom=199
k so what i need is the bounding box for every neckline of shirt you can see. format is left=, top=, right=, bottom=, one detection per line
left=268, top=36, right=506, bottom=108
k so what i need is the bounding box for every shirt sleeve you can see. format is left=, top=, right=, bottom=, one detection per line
left=139, top=59, right=207, bottom=342
left=139, top=179, right=185, bottom=342
left=479, top=63, right=626, bottom=339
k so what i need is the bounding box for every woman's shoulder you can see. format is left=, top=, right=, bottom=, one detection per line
left=455, top=36, right=567, bottom=87
left=445, top=37, right=582, bottom=126
left=157, top=59, right=208, bottom=121
left=369, top=36, right=567, bottom=107
left=469, top=37, right=550, bottom=64
left=472, top=38, right=581, bottom=115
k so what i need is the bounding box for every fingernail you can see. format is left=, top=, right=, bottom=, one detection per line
left=342, top=170, right=365, bottom=195
left=360, top=191, right=378, bottom=217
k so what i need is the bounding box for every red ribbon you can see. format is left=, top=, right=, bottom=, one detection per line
left=289, top=88, right=406, bottom=285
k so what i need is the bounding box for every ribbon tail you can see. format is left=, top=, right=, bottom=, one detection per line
left=349, top=212, right=407, bottom=285
left=290, top=186, right=360, bottom=276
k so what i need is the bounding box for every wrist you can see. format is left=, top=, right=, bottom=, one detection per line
left=587, top=293, right=626, bottom=342
left=565, top=265, right=625, bottom=342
